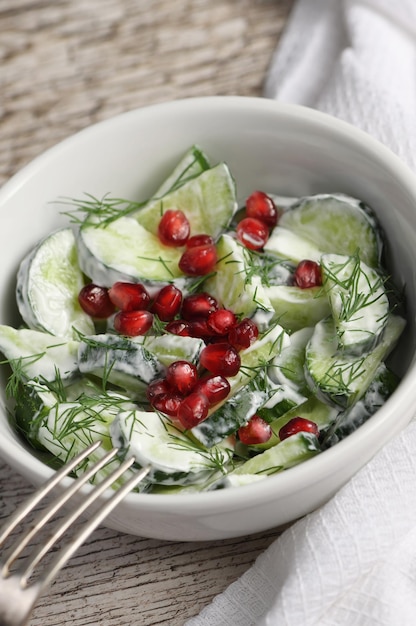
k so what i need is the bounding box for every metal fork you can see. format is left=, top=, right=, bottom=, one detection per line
left=0, top=441, right=150, bottom=626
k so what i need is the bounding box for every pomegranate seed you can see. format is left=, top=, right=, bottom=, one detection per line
left=113, top=310, right=153, bottom=336
left=279, top=416, right=320, bottom=441
left=151, top=284, right=183, bottom=321
left=146, top=378, right=170, bottom=403
left=236, top=217, right=269, bottom=251
left=158, top=209, right=190, bottom=247
left=181, top=292, right=218, bottom=321
left=178, top=243, right=218, bottom=276
left=186, top=234, right=214, bottom=248
left=78, top=284, right=115, bottom=319
left=177, top=392, right=210, bottom=429
left=165, top=319, right=192, bottom=336
left=238, top=415, right=273, bottom=445
left=108, top=282, right=150, bottom=312
left=200, top=343, right=241, bottom=377
left=206, top=309, right=237, bottom=335
left=195, top=374, right=230, bottom=406
left=188, top=319, right=213, bottom=339
left=152, top=392, right=183, bottom=417
left=166, top=360, right=198, bottom=395
left=228, top=318, right=259, bottom=351
left=246, top=191, right=278, bottom=228
left=293, top=260, right=322, bottom=289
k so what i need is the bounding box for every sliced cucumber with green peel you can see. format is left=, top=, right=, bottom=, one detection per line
left=321, top=253, right=389, bottom=355
left=140, top=334, right=204, bottom=367
left=266, top=284, right=330, bottom=332
left=264, top=226, right=323, bottom=264
left=268, top=326, right=314, bottom=394
left=78, top=333, right=164, bottom=398
left=135, top=163, right=237, bottom=239
left=279, top=194, right=382, bottom=268
left=204, top=234, right=274, bottom=324
left=305, top=314, right=405, bottom=408
left=232, top=431, right=321, bottom=476
left=153, top=145, right=211, bottom=197
left=16, top=228, right=94, bottom=340
left=0, top=325, right=79, bottom=382
left=257, top=397, right=339, bottom=451
left=77, top=216, right=184, bottom=287
left=112, top=410, right=234, bottom=486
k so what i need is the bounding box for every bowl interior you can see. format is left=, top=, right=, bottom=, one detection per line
left=1, top=96, right=416, bottom=539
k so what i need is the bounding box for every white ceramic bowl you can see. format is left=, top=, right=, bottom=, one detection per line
left=1, top=96, right=416, bottom=541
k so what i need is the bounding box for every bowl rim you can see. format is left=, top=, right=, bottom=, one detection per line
left=1, top=95, right=416, bottom=514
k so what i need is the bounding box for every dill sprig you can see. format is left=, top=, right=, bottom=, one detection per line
left=60, top=193, right=148, bottom=228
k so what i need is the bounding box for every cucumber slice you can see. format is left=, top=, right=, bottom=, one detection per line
left=257, top=397, right=339, bottom=451
left=264, top=226, right=323, bottom=264
left=265, top=284, right=330, bottom=332
left=0, top=325, right=79, bottom=382
left=77, top=216, right=184, bottom=288
left=77, top=333, right=164, bottom=397
left=268, top=326, right=314, bottom=394
left=135, top=163, right=238, bottom=239
left=140, top=334, right=204, bottom=367
left=14, top=380, right=58, bottom=447
left=153, top=145, right=211, bottom=197
left=16, top=228, right=94, bottom=340
left=279, top=194, right=382, bottom=268
left=305, top=314, right=406, bottom=408
left=321, top=253, right=389, bottom=355
left=204, top=234, right=275, bottom=325
left=328, top=363, right=400, bottom=442
left=111, top=410, right=234, bottom=486
left=232, top=431, right=321, bottom=476
left=37, top=396, right=136, bottom=485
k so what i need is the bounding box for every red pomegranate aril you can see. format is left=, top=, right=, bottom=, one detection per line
left=293, top=260, right=322, bottom=289
left=236, top=217, right=269, bottom=251
left=188, top=319, right=213, bottom=339
left=228, top=318, right=259, bottom=351
left=279, top=416, right=320, bottom=441
left=78, top=284, right=115, bottom=319
left=245, top=191, right=279, bottom=228
left=199, top=343, right=241, bottom=377
left=181, top=292, right=218, bottom=321
left=165, top=319, right=192, bottom=336
left=146, top=378, right=170, bottom=403
left=206, top=309, right=237, bottom=336
left=108, top=281, right=150, bottom=312
left=195, top=374, right=230, bottom=406
left=186, top=234, right=214, bottom=248
left=166, top=360, right=198, bottom=395
left=177, top=392, right=210, bottom=429
left=238, top=415, right=273, bottom=445
left=158, top=209, right=190, bottom=247
left=151, top=284, right=183, bottom=321
left=152, top=392, right=183, bottom=417
left=113, top=310, right=153, bottom=336
left=178, top=243, right=218, bottom=276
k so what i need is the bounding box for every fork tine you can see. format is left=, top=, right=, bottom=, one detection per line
left=0, top=440, right=101, bottom=548
left=1, top=443, right=120, bottom=576
left=20, top=456, right=150, bottom=587
left=34, top=461, right=150, bottom=592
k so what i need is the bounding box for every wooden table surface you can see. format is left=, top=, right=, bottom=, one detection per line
left=0, top=2, right=294, bottom=624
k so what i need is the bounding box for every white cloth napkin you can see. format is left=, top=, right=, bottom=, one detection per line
left=186, top=2, right=416, bottom=625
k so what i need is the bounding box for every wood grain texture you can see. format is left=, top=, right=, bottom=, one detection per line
left=0, top=1, right=294, bottom=624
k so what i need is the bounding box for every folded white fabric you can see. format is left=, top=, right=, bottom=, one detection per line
left=186, top=2, right=416, bottom=625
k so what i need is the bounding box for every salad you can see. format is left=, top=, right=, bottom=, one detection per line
left=0, top=145, right=406, bottom=493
